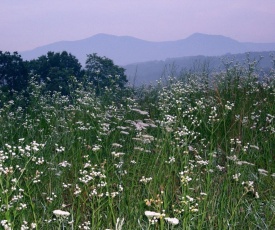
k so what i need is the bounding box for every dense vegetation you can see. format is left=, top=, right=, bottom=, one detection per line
left=0, top=53, right=275, bottom=229
left=0, top=51, right=127, bottom=101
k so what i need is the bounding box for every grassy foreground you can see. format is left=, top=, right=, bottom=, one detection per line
left=0, top=63, right=275, bottom=229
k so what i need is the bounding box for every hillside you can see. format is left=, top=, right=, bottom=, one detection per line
left=1, top=61, right=275, bottom=229
left=124, top=51, right=275, bottom=86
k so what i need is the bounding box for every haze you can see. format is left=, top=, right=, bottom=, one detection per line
left=1, top=0, right=275, bottom=52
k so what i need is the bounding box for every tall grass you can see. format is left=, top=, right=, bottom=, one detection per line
left=0, top=61, right=275, bottom=229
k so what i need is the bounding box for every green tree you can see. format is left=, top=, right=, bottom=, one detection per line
left=0, top=51, right=29, bottom=95
left=27, top=51, right=84, bottom=95
left=85, top=53, right=128, bottom=93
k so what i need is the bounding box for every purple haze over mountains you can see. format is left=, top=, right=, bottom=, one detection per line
left=20, top=33, right=275, bottom=66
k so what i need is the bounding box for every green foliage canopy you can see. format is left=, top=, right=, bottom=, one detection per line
left=27, top=51, right=84, bottom=95
left=0, top=50, right=129, bottom=104
left=0, top=51, right=29, bottom=95
left=85, top=53, right=128, bottom=93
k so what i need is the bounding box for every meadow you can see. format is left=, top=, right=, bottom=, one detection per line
left=0, top=59, right=275, bottom=229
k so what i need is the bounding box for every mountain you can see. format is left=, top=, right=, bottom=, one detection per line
left=124, top=51, right=275, bottom=86
left=19, top=33, right=275, bottom=66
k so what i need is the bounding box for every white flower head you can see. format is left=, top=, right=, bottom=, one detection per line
left=145, top=211, right=161, bottom=219
left=53, top=209, right=70, bottom=217
left=165, top=217, right=179, bottom=225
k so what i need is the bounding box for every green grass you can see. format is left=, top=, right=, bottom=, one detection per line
left=0, top=64, right=275, bottom=229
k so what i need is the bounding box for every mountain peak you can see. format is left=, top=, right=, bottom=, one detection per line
left=19, top=33, right=275, bottom=65
left=81, top=33, right=118, bottom=41
left=186, top=33, right=236, bottom=41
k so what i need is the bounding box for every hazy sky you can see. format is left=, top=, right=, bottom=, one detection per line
left=1, top=0, right=275, bottom=52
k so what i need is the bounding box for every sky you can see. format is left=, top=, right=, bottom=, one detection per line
left=1, top=0, right=275, bottom=52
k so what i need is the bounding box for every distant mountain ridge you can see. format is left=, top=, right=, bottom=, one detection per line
left=124, top=51, right=275, bottom=86
left=19, top=33, right=275, bottom=66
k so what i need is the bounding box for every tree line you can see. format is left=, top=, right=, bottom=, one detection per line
left=0, top=51, right=128, bottom=100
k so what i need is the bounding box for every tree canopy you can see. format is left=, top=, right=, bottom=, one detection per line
left=0, top=51, right=29, bottom=95
left=85, top=53, right=128, bottom=93
left=27, top=51, right=84, bottom=95
left=0, top=51, right=129, bottom=103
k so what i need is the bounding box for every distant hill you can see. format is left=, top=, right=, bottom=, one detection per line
left=123, top=51, right=275, bottom=86
left=20, top=33, right=275, bottom=66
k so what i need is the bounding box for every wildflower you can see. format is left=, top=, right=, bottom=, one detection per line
left=140, top=176, right=152, bottom=184
left=145, top=199, right=152, bottom=206
left=255, top=192, right=260, bottom=199
left=92, top=144, right=101, bottom=151
left=53, top=209, right=70, bottom=217
left=186, top=195, right=194, bottom=202
left=165, top=217, right=179, bottom=225
left=115, top=218, right=125, bottom=230
left=242, top=180, right=259, bottom=198
left=112, top=143, right=123, bottom=148
left=180, top=175, right=192, bottom=185
left=59, top=161, right=71, bottom=167
left=74, top=184, right=81, bottom=195
left=165, top=156, right=175, bottom=164
left=236, top=160, right=254, bottom=166
left=232, top=173, right=241, bottom=181
left=258, top=168, right=268, bottom=176
left=1, top=220, right=11, bottom=230
left=196, top=160, right=208, bottom=165
left=131, top=108, right=149, bottom=115
left=145, top=211, right=162, bottom=219
left=55, top=145, right=65, bottom=153
left=120, top=131, right=129, bottom=135
left=190, top=207, right=199, bottom=212
left=111, top=151, right=125, bottom=158
left=216, top=165, right=225, bottom=171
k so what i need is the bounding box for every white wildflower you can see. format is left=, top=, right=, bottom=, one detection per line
left=145, top=211, right=161, bottom=219
left=232, top=173, right=241, bottom=181
left=165, top=217, right=179, bottom=225
left=53, top=209, right=70, bottom=217
left=258, top=168, right=268, bottom=176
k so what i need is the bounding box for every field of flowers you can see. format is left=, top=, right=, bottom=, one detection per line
left=0, top=61, right=275, bottom=229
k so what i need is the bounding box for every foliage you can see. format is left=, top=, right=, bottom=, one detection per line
left=27, top=51, right=84, bottom=95
left=0, top=51, right=129, bottom=104
left=0, top=51, right=29, bottom=96
left=85, top=53, right=128, bottom=94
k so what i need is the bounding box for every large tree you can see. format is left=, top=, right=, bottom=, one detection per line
left=28, top=51, right=84, bottom=95
left=85, top=53, right=128, bottom=93
left=0, top=51, right=29, bottom=95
